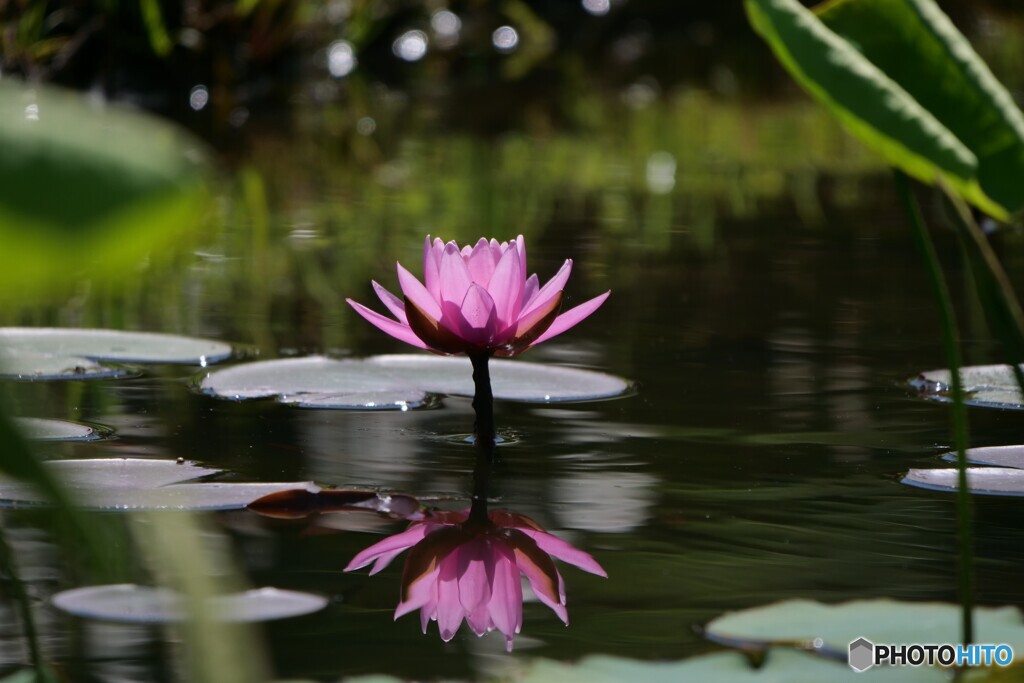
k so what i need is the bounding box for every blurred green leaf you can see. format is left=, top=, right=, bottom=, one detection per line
left=745, top=0, right=1018, bottom=219
left=139, top=0, right=173, bottom=57
left=0, top=82, right=211, bottom=300
left=818, top=0, right=1024, bottom=219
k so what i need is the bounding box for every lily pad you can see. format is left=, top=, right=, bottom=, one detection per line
left=910, top=365, right=1024, bottom=410
left=247, top=488, right=422, bottom=519
left=901, top=467, right=1024, bottom=496
left=704, top=599, right=1024, bottom=653
left=0, top=458, right=320, bottom=510
left=0, top=328, right=233, bottom=380
left=516, top=648, right=943, bottom=683
left=14, top=417, right=103, bottom=442
left=942, top=445, right=1024, bottom=469
left=199, top=354, right=631, bottom=409
left=51, top=584, right=327, bottom=623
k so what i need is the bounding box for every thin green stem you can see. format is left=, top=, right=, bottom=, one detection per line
left=895, top=171, right=973, bottom=645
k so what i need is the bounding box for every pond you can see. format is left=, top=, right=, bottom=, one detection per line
left=4, top=39, right=1024, bottom=683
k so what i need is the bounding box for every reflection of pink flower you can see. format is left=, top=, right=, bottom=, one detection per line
left=347, top=236, right=609, bottom=356
left=344, top=509, right=607, bottom=651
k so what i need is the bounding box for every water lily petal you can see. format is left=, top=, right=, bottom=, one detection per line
left=346, top=300, right=429, bottom=350
left=488, top=542, right=523, bottom=650
left=488, top=245, right=523, bottom=327
left=517, top=528, right=607, bottom=577
left=395, top=566, right=439, bottom=620
left=457, top=538, right=493, bottom=617
left=423, top=236, right=444, bottom=301
left=439, top=242, right=474, bottom=308
left=436, top=552, right=465, bottom=641
left=531, top=290, right=611, bottom=347
left=514, top=235, right=526, bottom=283
left=407, top=297, right=473, bottom=354
left=343, top=523, right=432, bottom=573
left=508, top=531, right=567, bottom=624
left=467, top=238, right=497, bottom=286
left=521, top=260, right=572, bottom=319
left=521, top=273, right=540, bottom=308
left=397, top=263, right=442, bottom=321
left=372, top=281, right=407, bottom=324
left=458, top=284, right=498, bottom=344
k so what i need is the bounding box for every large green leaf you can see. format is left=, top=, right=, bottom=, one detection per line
left=745, top=0, right=1017, bottom=219
left=0, top=82, right=211, bottom=299
left=817, top=0, right=1024, bottom=218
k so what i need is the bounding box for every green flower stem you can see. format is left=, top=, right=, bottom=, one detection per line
left=895, top=171, right=973, bottom=645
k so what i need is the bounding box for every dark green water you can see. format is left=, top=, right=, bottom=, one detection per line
left=4, top=93, right=1024, bottom=681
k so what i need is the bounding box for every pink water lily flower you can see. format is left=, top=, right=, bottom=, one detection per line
left=346, top=236, right=610, bottom=356
left=344, top=509, right=607, bottom=651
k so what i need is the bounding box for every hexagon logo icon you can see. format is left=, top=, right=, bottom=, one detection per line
left=849, top=637, right=875, bottom=672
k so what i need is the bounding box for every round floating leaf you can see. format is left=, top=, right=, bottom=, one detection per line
left=902, top=467, right=1024, bottom=496
left=52, top=584, right=327, bottom=623
left=0, top=328, right=233, bottom=368
left=0, top=348, right=124, bottom=381
left=705, top=599, right=1024, bottom=653
left=517, top=648, right=943, bottom=683
left=0, top=458, right=320, bottom=510
left=200, top=354, right=630, bottom=409
left=910, top=364, right=1024, bottom=410
left=942, top=445, right=1024, bottom=469
left=247, top=488, right=421, bottom=520
left=14, top=417, right=102, bottom=442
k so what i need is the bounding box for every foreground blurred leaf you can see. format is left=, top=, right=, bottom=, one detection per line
left=745, top=0, right=1024, bottom=219
left=0, top=82, right=211, bottom=300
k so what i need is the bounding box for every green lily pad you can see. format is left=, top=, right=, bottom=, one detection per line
left=199, top=354, right=631, bottom=409
left=0, top=458, right=319, bottom=510
left=13, top=417, right=103, bottom=442
left=705, top=599, right=1024, bottom=653
left=51, top=584, right=327, bottom=623
left=0, top=328, right=234, bottom=380
left=910, top=365, right=1024, bottom=410
left=901, top=467, right=1024, bottom=496
left=516, top=648, right=942, bottom=683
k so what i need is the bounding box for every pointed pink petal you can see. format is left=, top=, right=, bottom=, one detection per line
left=372, top=281, right=407, bottom=324
left=487, top=543, right=523, bottom=647
left=395, top=566, right=440, bottom=619
left=457, top=539, right=493, bottom=617
left=521, top=274, right=540, bottom=308
left=436, top=552, right=465, bottom=641
left=423, top=236, right=442, bottom=301
left=530, top=290, right=611, bottom=346
left=397, top=262, right=442, bottom=320
left=517, top=528, right=608, bottom=577
left=520, top=260, right=572, bottom=319
left=346, top=299, right=429, bottom=350
left=514, top=235, right=526, bottom=283
left=344, top=523, right=431, bottom=573
left=439, top=242, right=474, bottom=309
left=487, top=245, right=523, bottom=327
left=458, top=284, right=498, bottom=342
left=467, top=238, right=497, bottom=286
left=516, top=551, right=568, bottom=624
